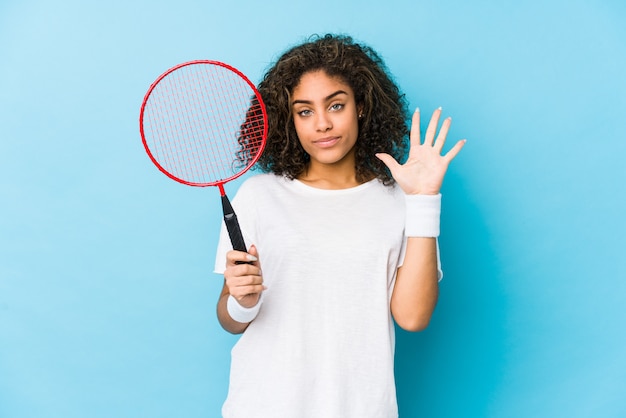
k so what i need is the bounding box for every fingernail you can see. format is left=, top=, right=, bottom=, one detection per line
left=438, top=106, right=442, bottom=110
left=246, top=254, right=258, bottom=262
left=415, top=107, right=420, bottom=113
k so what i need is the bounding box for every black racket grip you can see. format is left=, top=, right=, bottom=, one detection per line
left=221, top=195, right=247, bottom=252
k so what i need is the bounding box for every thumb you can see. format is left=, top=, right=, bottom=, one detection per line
left=375, top=153, right=401, bottom=173
left=248, top=244, right=260, bottom=265
left=249, top=244, right=258, bottom=256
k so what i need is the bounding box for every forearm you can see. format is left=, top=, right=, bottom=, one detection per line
left=391, top=237, right=439, bottom=332
left=216, top=246, right=265, bottom=334
left=217, top=285, right=250, bottom=334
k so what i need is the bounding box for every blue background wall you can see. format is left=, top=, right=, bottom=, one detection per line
left=1, top=0, right=625, bottom=417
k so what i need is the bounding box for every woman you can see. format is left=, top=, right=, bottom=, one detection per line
left=214, top=34, right=465, bottom=418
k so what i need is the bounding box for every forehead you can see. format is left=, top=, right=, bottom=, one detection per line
left=292, top=70, right=353, bottom=99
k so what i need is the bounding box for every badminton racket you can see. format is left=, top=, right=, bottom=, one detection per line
left=139, top=60, right=267, bottom=252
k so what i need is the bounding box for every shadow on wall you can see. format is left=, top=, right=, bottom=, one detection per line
left=394, top=169, right=508, bottom=417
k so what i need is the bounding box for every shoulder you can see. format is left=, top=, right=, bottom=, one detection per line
left=363, top=180, right=406, bottom=215
left=238, top=172, right=278, bottom=187
left=235, top=173, right=288, bottom=196
left=371, top=179, right=404, bottom=199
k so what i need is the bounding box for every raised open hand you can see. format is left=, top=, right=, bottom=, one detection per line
left=376, top=107, right=466, bottom=195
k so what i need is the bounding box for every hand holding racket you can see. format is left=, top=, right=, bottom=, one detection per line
left=139, top=60, right=267, bottom=253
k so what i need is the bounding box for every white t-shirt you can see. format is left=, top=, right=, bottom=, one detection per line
left=214, top=173, right=441, bottom=418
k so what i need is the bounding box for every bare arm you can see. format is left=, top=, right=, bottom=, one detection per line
left=377, top=107, right=465, bottom=332
left=391, top=237, right=439, bottom=331
left=217, top=283, right=249, bottom=334
left=216, top=245, right=265, bottom=334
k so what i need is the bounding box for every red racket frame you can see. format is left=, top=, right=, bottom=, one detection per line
left=139, top=60, right=268, bottom=196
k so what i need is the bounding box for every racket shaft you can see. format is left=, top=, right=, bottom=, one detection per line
left=221, top=195, right=247, bottom=252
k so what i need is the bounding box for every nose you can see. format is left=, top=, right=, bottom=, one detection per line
left=315, top=112, right=332, bottom=132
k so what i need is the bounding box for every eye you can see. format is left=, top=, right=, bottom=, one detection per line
left=329, top=103, right=344, bottom=112
left=296, top=109, right=313, bottom=117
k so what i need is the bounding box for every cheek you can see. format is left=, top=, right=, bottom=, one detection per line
left=347, top=119, right=360, bottom=142
left=292, top=119, right=305, bottom=142
left=292, top=121, right=311, bottom=152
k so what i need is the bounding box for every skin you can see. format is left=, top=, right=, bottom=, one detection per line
left=217, top=70, right=465, bottom=333
left=291, top=71, right=362, bottom=189
left=378, top=107, right=465, bottom=330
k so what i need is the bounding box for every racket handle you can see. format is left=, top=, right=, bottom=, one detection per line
left=221, top=195, right=247, bottom=252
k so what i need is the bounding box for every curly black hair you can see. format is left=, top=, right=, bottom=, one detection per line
left=253, top=34, right=409, bottom=185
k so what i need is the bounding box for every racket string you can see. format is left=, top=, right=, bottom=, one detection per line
left=141, top=61, right=266, bottom=186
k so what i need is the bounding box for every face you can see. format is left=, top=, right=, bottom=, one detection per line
left=291, top=70, right=360, bottom=170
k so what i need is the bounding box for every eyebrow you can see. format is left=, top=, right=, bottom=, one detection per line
left=291, top=90, right=348, bottom=106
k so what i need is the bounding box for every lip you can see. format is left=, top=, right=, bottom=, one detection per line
left=313, top=136, right=340, bottom=148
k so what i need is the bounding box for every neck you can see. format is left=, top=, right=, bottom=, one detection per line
left=298, top=172, right=359, bottom=190
left=297, top=158, right=361, bottom=190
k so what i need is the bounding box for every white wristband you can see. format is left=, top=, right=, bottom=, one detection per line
left=227, top=294, right=263, bottom=323
left=405, top=193, right=442, bottom=237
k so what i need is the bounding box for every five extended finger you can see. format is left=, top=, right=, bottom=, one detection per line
left=409, top=108, right=421, bottom=148
left=443, top=139, right=467, bottom=162
left=375, top=152, right=401, bottom=173
left=434, top=117, right=452, bottom=153
left=424, top=107, right=442, bottom=146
